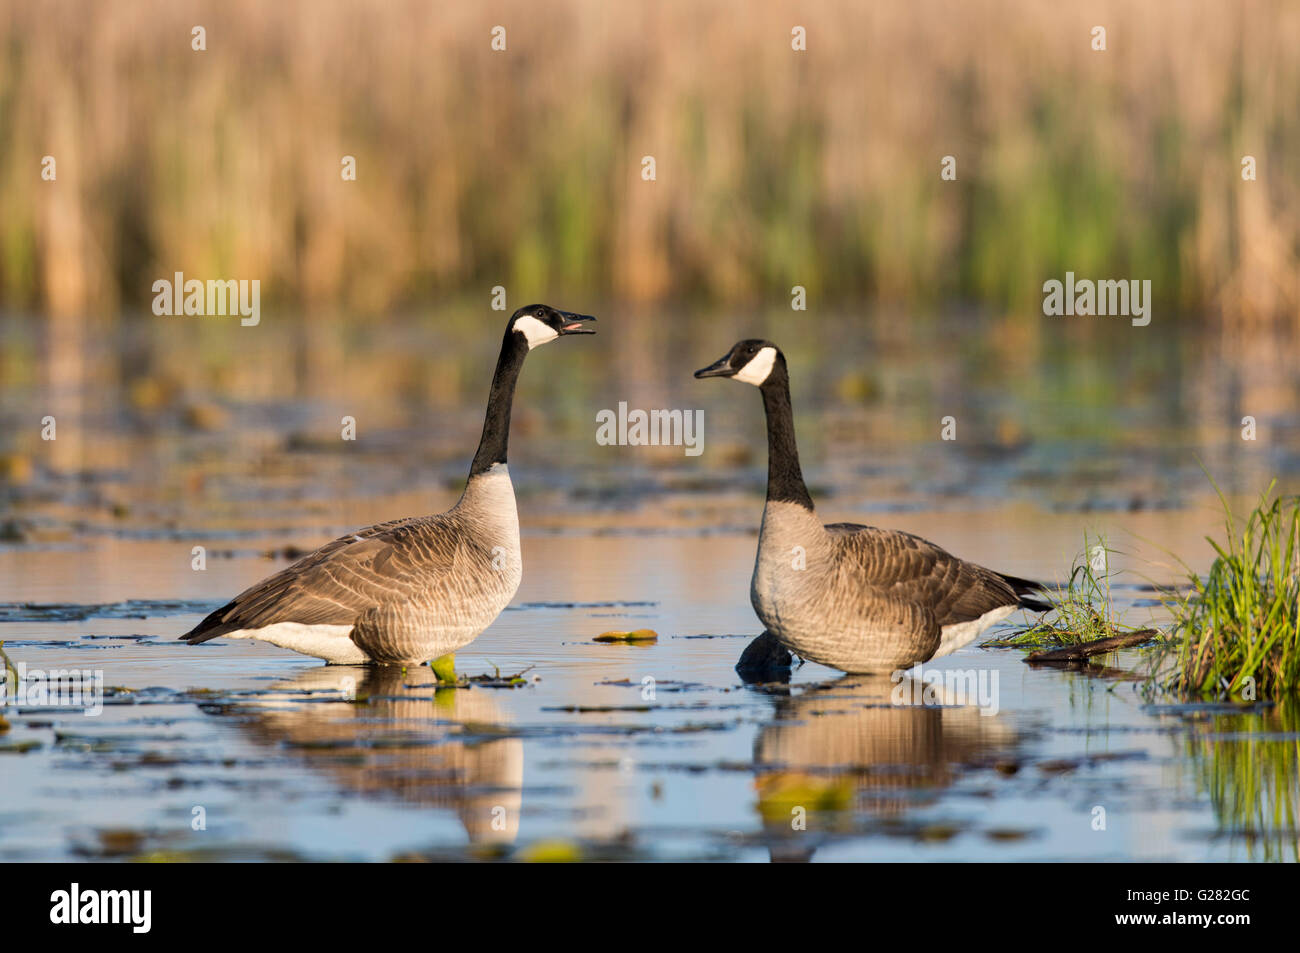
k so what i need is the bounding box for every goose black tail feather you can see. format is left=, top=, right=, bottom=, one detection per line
left=998, top=572, right=1053, bottom=613
left=179, top=604, right=239, bottom=645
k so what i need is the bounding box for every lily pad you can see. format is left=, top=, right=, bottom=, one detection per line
left=431, top=654, right=456, bottom=683
left=593, top=629, right=659, bottom=643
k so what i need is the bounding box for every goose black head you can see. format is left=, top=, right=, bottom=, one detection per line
left=509, top=304, right=597, bottom=349
left=694, top=339, right=782, bottom=386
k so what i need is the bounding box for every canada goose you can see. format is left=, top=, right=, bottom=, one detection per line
left=696, top=340, right=1048, bottom=673
left=181, top=305, right=595, bottom=664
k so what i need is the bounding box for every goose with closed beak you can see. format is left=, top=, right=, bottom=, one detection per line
left=696, top=339, right=1048, bottom=673
left=181, top=305, right=595, bottom=664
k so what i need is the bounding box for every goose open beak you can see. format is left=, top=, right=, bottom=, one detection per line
left=693, top=354, right=735, bottom=378
left=558, top=312, right=597, bottom=334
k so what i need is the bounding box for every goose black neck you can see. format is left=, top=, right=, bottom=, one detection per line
left=468, top=329, right=528, bottom=477
left=759, top=365, right=814, bottom=510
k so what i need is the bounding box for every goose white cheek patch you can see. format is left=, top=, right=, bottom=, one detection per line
left=515, top=315, right=559, bottom=349
left=733, top=346, right=777, bottom=385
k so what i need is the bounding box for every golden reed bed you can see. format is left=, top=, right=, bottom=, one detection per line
left=0, top=0, right=1296, bottom=331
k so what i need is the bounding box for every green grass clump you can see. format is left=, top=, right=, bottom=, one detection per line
left=982, top=535, right=1146, bottom=649
left=1147, top=483, right=1300, bottom=700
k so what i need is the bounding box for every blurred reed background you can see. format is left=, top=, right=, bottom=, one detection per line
left=1, top=0, right=1297, bottom=325
left=1, top=0, right=1298, bottom=531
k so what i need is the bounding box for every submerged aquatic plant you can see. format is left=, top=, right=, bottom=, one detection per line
left=982, top=534, right=1147, bottom=649
left=0, top=641, right=17, bottom=695
left=1147, top=483, right=1300, bottom=700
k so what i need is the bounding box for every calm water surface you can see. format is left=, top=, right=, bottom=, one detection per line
left=1, top=516, right=1295, bottom=862
left=2, top=314, right=1298, bottom=861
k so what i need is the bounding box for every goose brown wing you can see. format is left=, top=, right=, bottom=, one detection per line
left=181, top=516, right=454, bottom=643
left=823, top=523, right=1020, bottom=626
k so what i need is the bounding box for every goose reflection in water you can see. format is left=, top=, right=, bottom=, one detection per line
left=234, top=665, right=523, bottom=846
left=740, top=634, right=1019, bottom=861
